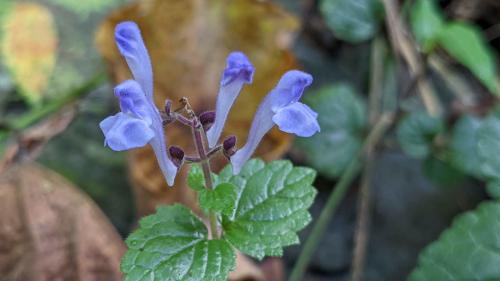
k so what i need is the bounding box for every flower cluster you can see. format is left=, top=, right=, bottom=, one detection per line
left=100, top=21, right=320, bottom=186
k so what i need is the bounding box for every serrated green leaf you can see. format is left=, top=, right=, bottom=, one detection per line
left=296, top=84, right=366, bottom=178
left=408, top=201, right=500, bottom=280
left=199, top=183, right=237, bottom=216
left=220, top=159, right=317, bottom=260
left=438, top=22, right=498, bottom=93
left=449, top=115, right=483, bottom=177
left=410, top=0, right=444, bottom=52
left=397, top=112, right=444, bottom=159
left=478, top=113, right=500, bottom=181
left=121, top=204, right=235, bottom=281
left=188, top=164, right=205, bottom=191
left=319, top=0, right=383, bottom=43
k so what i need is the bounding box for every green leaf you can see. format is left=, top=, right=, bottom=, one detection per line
left=449, top=115, right=483, bottom=177
left=219, top=159, right=317, bottom=260
left=410, top=0, right=444, bottom=52
left=47, top=0, right=123, bottom=18
left=296, top=84, right=366, bottom=178
left=121, top=204, right=235, bottom=281
left=397, top=112, right=444, bottom=159
left=188, top=164, right=205, bottom=191
left=199, top=183, right=237, bottom=216
left=486, top=181, right=500, bottom=199
left=422, top=156, right=465, bottom=186
left=319, top=0, right=383, bottom=43
left=438, top=22, right=498, bottom=93
left=478, top=112, right=500, bottom=181
left=408, top=201, right=500, bottom=280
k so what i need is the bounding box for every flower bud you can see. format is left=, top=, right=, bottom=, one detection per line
left=164, top=99, right=172, bottom=116
left=199, top=111, right=216, bottom=131
left=223, top=135, right=237, bottom=158
left=168, top=146, right=185, bottom=168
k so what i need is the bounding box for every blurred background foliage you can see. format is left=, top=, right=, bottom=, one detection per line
left=1, top=0, right=500, bottom=280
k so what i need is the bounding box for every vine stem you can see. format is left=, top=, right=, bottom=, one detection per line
left=191, top=120, right=220, bottom=239
left=288, top=113, right=394, bottom=281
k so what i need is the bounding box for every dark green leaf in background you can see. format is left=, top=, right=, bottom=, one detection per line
left=486, top=181, right=500, bottom=199
left=121, top=205, right=235, bottom=281
left=397, top=112, right=444, bottom=159
left=478, top=112, right=500, bottom=181
left=409, top=201, right=500, bottom=280
left=319, top=0, right=383, bottom=43
left=296, top=84, right=366, bottom=178
left=410, top=0, right=444, bottom=53
left=438, top=23, right=498, bottom=93
left=422, top=156, right=466, bottom=187
left=449, top=115, right=483, bottom=178
left=219, top=159, right=317, bottom=260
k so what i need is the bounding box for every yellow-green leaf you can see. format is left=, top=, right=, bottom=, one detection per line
left=1, top=3, right=57, bottom=105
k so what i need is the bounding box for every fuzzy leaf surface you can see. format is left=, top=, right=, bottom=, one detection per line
left=199, top=183, right=237, bottom=216
left=188, top=164, right=205, bottom=191
left=409, top=201, right=500, bottom=280
left=121, top=205, right=235, bottom=281
left=218, top=159, right=317, bottom=259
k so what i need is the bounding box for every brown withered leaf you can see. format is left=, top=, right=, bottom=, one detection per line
left=0, top=163, right=125, bottom=280
left=96, top=0, right=299, bottom=216
left=1, top=3, right=57, bottom=105
left=0, top=108, right=76, bottom=173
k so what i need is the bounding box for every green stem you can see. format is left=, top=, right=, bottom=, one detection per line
left=192, top=123, right=220, bottom=239
left=0, top=73, right=106, bottom=142
left=288, top=113, right=394, bottom=281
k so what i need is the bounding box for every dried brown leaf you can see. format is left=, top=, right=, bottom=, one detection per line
left=0, top=163, right=125, bottom=280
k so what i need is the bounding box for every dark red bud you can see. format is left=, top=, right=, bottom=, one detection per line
left=168, top=146, right=185, bottom=168
left=164, top=99, right=172, bottom=115
left=199, top=111, right=215, bottom=131
left=223, top=135, right=237, bottom=158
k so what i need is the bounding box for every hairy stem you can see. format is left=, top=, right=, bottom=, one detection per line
left=288, top=113, right=394, bottom=281
left=192, top=121, right=220, bottom=239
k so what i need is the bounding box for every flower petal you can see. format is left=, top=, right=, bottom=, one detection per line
left=114, top=80, right=151, bottom=124
left=221, top=52, right=254, bottom=86
left=272, top=102, right=320, bottom=137
left=268, top=70, right=313, bottom=112
left=100, top=112, right=154, bottom=151
left=206, top=52, right=254, bottom=148
left=149, top=133, right=178, bottom=186
left=115, top=21, right=154, bottom=100
left=230, top=97, right=275, bottom=174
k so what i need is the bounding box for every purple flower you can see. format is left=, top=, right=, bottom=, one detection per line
left=99, top=21, right=178, bottom=186
left=230, top=70, right=320, bottom=174
left=206, top=52, right=254, bottom=148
